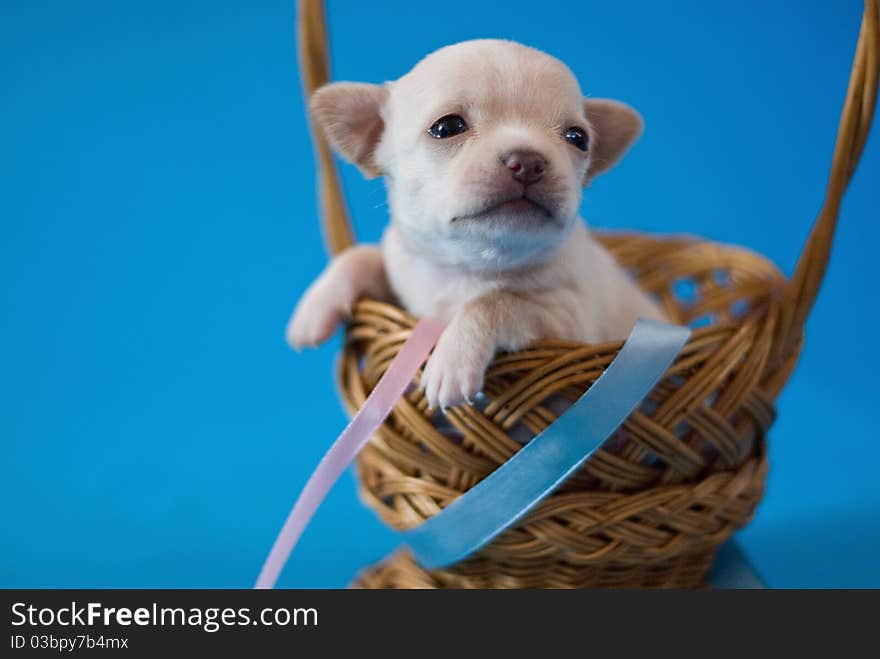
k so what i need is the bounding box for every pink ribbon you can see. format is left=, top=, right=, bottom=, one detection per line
left=255, top=317, right=445, bottom=589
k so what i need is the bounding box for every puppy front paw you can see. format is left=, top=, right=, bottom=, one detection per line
left=285, top=282, right=352, bottom=350
left=420, top=326, right=494, bottom=410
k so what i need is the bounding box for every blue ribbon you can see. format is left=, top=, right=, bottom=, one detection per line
left=401, top=318, right=691, bottom=569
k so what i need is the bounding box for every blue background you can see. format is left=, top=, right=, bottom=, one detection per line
left=2, top=0, right=877, bottom=588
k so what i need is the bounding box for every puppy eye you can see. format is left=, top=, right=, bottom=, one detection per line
left=428, top=114, right=468, bottom=139
left=563, top=127, right=589, bottom=151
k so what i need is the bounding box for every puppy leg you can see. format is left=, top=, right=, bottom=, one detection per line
left=286, top=245, right=390, bottom=349
left=421, top=292, right=561, bottom=410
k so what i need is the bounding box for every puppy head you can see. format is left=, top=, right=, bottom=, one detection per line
left=310, top=39, right=642, bottom=269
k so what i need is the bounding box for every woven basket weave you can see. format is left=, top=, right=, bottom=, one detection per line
left=296, top=0, right=879, bottom=588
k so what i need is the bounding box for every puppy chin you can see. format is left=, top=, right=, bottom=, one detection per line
left=453, top=190, right=578, bottom=233
left=452, top=199, right=558, bottom=230
left=448, top=206, right=576, bottom=270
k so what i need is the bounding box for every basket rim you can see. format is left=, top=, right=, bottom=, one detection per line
left=343, top=228, right=790, bottom=358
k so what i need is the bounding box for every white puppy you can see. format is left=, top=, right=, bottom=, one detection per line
left=287, top=39, right=665, bottom=409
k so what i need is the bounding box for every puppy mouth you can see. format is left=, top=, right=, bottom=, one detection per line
left=451, top=195, right=556, bottom=225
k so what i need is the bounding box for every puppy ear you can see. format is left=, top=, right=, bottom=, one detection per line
left=583, top=98, right=644, bottom=182
left=309, top=82, right=388, bottom=179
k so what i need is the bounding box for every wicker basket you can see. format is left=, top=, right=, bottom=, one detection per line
left=296, top=0, right=879, bottom=588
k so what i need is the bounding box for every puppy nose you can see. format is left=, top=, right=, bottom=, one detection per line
left=501, top=149, right=547, bottom=185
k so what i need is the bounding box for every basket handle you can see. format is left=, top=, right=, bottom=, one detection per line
left=298, top=0, right=355, bottom=257
left=773, top=0, right=879, bottom=364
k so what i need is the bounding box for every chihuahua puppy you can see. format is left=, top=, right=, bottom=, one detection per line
left=287, top=39, right=665, bottom=409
